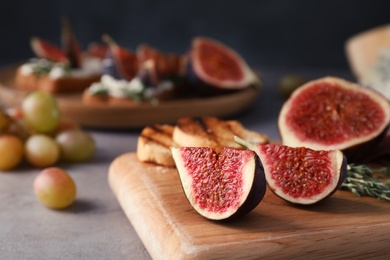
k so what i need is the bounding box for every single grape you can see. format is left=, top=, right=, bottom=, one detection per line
left=21, top=91, right=60, bottom=134
left=0, top=134, right=24, bottom=171
left=33, top=167, right=77, bottom=209
left=25, top=134, right=60, bottom=168
left=55, top=129, right=95, bottom=162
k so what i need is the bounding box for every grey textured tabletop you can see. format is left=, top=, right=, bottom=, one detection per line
left=0, top=68, right=352, bottom=259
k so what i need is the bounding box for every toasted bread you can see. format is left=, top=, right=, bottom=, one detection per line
left=173, top=116, right=269, bottom=152
left=14, top=66, right=101, bottom=93
left=136, top=124, right=178, bottom=167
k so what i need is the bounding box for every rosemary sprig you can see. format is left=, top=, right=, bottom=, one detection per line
left=342, top=164, right=390, bottom=201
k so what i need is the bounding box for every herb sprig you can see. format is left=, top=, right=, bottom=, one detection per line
left=342, top=164, right=390, bottom=201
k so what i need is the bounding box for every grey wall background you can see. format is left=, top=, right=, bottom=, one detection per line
left=1, top=0, right=389, bottom=70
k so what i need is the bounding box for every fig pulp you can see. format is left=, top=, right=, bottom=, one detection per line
left=278, top=77, right=390, bottom=161
left=235, top=137, right=347, bottom=205
left=187, top=37, right=260, bottom=95
left=30, top=37, right=68, bottom=64
left=171, top=147, right=266, bottom=220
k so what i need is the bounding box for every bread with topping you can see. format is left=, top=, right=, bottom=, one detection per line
left=15, top=66, right=101, bottom=93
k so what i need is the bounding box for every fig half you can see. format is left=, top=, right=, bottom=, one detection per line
left=235, top=137, right=347, bottom=205
left=171, top=147, right=266, bottom=220
left=278, top=77, right=390, bottom=161
left=102, top=35, right=138, bottom=81
left=30, top=37, right=68, bottom=64
left=187, top=37, right=260, bottom=95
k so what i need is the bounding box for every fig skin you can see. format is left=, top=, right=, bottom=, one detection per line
left=235, top=137, right=348, bottom=205
left=61, top=18, right=82, bottom=69
left=171, top=147, right=266, bottom=220
left=102, top=50, right=123, bottom=80
left=186, top=37, right=261, bottom=96
left=278, top=76, right=390, bottom=162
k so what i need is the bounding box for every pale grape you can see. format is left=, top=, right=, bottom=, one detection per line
left=0, top=135, right=24, bottom=171
left=22, top=91, right=60, bottom=133
left=33, top=167, right=77, bottom=209
left=55, top=129, right=96, bottom=162
left=25, top=134, right=60, bottom=167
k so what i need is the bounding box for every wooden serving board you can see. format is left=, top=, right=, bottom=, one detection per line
left=0, top=65, right=260, bottom=129
left=109, top=153, right=390, bottom=259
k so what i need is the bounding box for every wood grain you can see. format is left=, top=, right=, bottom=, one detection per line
left=109, top=153, right=390, bottom=259
left=0, top=65, right=260, bottom=129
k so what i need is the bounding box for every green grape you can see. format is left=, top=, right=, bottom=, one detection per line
left=25, top=134, right=60, bottom=168
left=55, top=129, right=96, bottom=162
left=33, top=167, right=77, bottom=209
left=0, top=134, right=24, bottom=171
left=21, top=91, right=61, bottom=134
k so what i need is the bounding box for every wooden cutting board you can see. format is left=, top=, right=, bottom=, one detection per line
left=108, top=153, right=390, bottom=259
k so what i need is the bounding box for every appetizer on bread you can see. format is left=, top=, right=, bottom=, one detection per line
left=15, top=19, right=105, bottom=93
left=82, top=36, right=187, bottom=105
left=136, top=117, right=269, bottom=167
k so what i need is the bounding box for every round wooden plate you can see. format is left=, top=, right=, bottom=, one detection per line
left=0, top=65, right=261, bottom=129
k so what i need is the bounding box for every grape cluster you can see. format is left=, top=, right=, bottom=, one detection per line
left=0, top=91, right=96, bottom=171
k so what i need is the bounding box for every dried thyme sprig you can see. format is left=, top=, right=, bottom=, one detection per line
left=341, top=164, right=390, bottom=201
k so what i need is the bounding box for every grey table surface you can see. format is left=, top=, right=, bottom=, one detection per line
left=0, top=67, right=353, bottom=259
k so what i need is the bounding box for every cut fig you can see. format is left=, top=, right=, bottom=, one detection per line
left=171, top=147, right=266, bottom=220
left=136, top=44, right=184, bottom=79
left=87, top=42, right=109, bottom=59
left=278, top=76, right=390, bottom=161
left=186, top=37, right=260, bottom=95
left=61, top=18, right=82, bottom=68
left=136, top=43, right=185, bottom=85
left=235, top=137, right=347, bottom=205
left=102, top=35, right=138, bottom=81
left=30, top=37, right=68, bottom=64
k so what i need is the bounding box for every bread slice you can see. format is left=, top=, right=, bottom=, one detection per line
left=136, top=124, right=178, bottom=167
left=14, top=67, right=101, bottom=93
left=173, top=116, right=269, bottom=152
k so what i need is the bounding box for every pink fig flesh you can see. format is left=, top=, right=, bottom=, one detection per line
left=171, top=147, right=266, bottom=220
left=254, top=144, right=347, bottom=205
left=278, top=77, right=390, bottom=161
left=187, top=37, right=260, bottom=94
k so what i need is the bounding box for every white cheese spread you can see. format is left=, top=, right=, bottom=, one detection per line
left=360, top=49, right=390, bottom=99
left=20, top=56, right=103, bottom=79
left=87, top=74, right=174, bottom=101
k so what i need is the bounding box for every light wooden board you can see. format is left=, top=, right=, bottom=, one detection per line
left=108, top=153, right=390, bottom=259
left=0, top=65, right=260, bottom=129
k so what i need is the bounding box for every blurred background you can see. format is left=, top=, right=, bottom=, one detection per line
left=0, top=0, right=389, bottom=70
